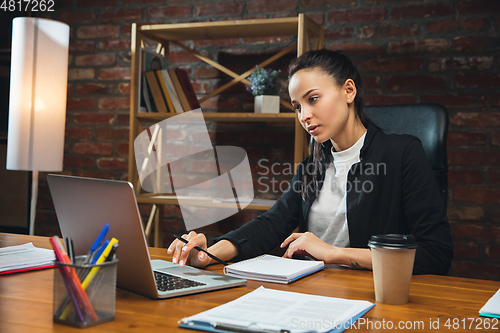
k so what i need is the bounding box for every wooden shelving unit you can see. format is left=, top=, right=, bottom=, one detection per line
left=129, top=15, right=324, bottom=246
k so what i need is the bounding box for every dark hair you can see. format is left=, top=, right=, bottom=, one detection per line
left=288, top=49, right=377, bottom=201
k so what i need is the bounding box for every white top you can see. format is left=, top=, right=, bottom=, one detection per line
left=308, top=133, right=366, bottom=247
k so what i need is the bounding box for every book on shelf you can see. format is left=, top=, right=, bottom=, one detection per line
left=138, top=48, right=168, bottom=113
left=173, top=68, right=201, bottom=110
left=168, top=69, right=191, bottom=112
left=156, top=69, right=184, bottom=113
left=144, top=71, right=169, bottom=113
left=223, top=254, right=325, bottom=284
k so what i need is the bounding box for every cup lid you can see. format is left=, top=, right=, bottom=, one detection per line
left=368, top=234, right=417, bottom=249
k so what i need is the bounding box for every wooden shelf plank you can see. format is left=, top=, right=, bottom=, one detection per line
left=135, top=112, right=296, bottom=122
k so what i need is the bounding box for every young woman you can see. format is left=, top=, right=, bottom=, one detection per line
left=168, top=49, right=453, bottom=275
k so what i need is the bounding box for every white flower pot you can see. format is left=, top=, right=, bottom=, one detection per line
left=254, top=95, right=280, bottom=113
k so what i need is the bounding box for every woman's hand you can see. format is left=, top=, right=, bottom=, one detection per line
left=167, top=231, right=211, bottom=268
left=280, top=232, right=337, bottom=262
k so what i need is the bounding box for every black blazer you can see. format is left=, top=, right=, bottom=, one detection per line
left=216, top=124, right=454, bottom=275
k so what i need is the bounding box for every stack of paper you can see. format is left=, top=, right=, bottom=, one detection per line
left=179, top=286, right=375, bottom=333
left=480, top=288, right=500, bottom=318
left=0, top=242, right=55, bottom=275
left=223, top=254, right=325, bottom=284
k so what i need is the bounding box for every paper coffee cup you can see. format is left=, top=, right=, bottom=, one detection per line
left=368, top=234, right=417, bottom=305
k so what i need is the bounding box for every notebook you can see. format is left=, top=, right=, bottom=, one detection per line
left=480, top=288, right=500, bottom=319
left=223, top=254, right=325, bottom=284
left=47, top=174, right=246, bottom=299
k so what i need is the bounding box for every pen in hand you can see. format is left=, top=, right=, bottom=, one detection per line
left=176, top=236, right=228, bottom=266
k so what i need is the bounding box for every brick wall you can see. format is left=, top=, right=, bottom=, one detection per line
left=34, top=0, right=500, bottom=280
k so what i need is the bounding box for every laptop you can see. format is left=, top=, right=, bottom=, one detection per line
left=47, top=174, right=246, bottom=299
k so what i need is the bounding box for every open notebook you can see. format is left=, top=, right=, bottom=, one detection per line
left=223, top=254, right=325, bottom=284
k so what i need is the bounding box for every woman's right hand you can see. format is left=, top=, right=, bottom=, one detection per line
left=167, top=231, right=211, bottom=268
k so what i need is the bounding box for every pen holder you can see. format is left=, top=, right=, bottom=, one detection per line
left=53, top=256, right=118, bottom=328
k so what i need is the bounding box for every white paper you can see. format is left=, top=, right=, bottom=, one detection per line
left=179, top=286, right=374, bottom=333
left=480, top=288, right=500, bottom=316
left=0, top=242, right=55, bottom=273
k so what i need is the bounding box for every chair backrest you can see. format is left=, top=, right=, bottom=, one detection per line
left=309, top=103, right=449, bottom=208
left=365, top=103, right=449, bottom=208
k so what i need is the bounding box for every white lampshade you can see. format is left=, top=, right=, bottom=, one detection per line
left=7, top=17, right=69, bottom=172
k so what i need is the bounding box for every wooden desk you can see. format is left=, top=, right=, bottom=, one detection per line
left=1, top=233, right=498, bottom=332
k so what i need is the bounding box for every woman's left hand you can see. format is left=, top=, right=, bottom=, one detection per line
left=280, top=232, right=337, bottom=262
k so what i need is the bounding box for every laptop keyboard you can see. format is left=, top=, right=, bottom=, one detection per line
left=154, top=271, right=206, bottom=291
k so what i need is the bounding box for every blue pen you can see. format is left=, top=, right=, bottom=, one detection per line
left=90, top=240, right=110, bottom=265
left=83, top=223, right=109, bottom=264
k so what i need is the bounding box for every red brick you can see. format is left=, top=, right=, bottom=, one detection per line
left=492, top=94, right=500, bottom=107
left=70, top=41, right=95, bottom=53
left=73, top=142, right=113, bottom=155
left=68, top=68, right=95, bottom=80
left=361, top=57, right=421, bottom=72
left=453, top=186, right=500, bottom=204
left=98, top=67, right=131, bottom=80
left=328, top=7, right=385, bottom=24
left=118, top=83, right=130, bottom=95
left=302, top=0, right=356, bottom=7
left=64, top=156, right=94, bottom=168
left=388, top=39, right=447, bottom=54
left=147, top=5, right=192, bottom=18
left=75, top=170, right=115, bottom=179
left=96, top=128, right=129, bottom=140
left=74, top=113, right=115, bottom=125
left=195, top=67, right=224, bottom=79
left=448, top=169, right=483, bottom=184
left=427, top=18, right=484, bottom=33
left=391, top=4, right=453, bottom=20
left=77, top=25, right=120, bottom=39
left=67, top=98, right=95, bottom=110
left=365, top=95, right=415, bottom=105
left=247, top=0, right=297, bottom=13
left=98, top=97, right=130, bottom=110
left=192, top=81, right=211, bottom=94
left=76, top=83, right=112, bottom=95
left=450, top=112, right=500, bottom=127
left=117, top=143, right=129, bottom=155
left=362, top=76, right=381, bottom=91
left=324, top=27, right=355, bottom=40
left=327, top=42, right=382, bottom=56
left=487, top=170, right=500, bottom=185
left=421, top=94, right=486, bottom=109
left=58, top=11, right=96, bottom=24
left=117, top=114, right=130, bottom=125
left=387, top=75, right=446, bottom=91
left=241, top=36, right=293, bottom=45
left=448, top=151, right=500, bottom=166
left=454, top=242, right=480, bottom=259
left=447, top=205, right=484, bottom=221
left=195, top=1, right=242, bottom=16
left=75, top=54, right=115, bottom=67
left=101, top=9, right=143, bottom=23
left=451, top=36, right=482, bottom=52
left=65, top=127, right=93, bottom=139
left=452, top=261, right=500, bottom=281
left=97, top=158, right=128, bottom=170
left=458, top=0, right=500, bottom=15
left=428, top=56, right=493, bottom=71
left=451, top=224, right=500, bottom=241
left=122, top=0, right=162, bottom=3
left=493, top=133, right=500, bottom=146
left=359, top=23, right=417, bottom=39
left=305, top=13, right=325, bottom=25
left=447, top=131, right=487, bottom=146
left=488, top=245, right=500, bottom=260
left=454, top=73, right=500, bottom=88
left=168, top=51, right=203, bottom=64
left=200, top=96, right=238, bottom=111
left=240, top=131, right=293, bottom=145
left=98, top=39, right=132, bottom=51
left=76, top=0, right=117, bottom=6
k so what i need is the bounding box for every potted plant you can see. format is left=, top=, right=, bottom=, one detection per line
left=247, top=67, right=281, bottom=113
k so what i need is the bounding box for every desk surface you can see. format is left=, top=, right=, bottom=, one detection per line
left=1, top=233, right=498, bottom=332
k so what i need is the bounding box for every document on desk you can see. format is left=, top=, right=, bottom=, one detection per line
left=0, top=242, right=56, bottom=275
left=179, top=286, right=375, bottom=333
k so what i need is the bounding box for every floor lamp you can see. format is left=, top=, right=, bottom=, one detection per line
left=6, top=18, right=69, bottom=235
